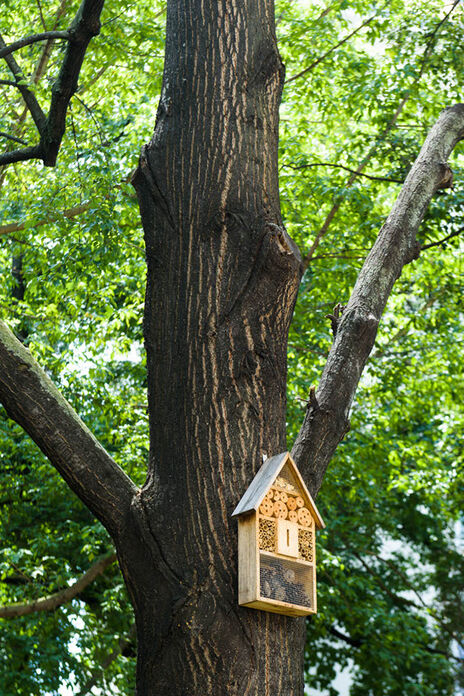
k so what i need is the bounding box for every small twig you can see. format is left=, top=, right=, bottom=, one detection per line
left=286, top=1, right=390, bottom=84
left=281, top=161, right=403, bottom=184
left=421, top=226, right=464, bottom=250
left=0, top=132, right=28, bottom=145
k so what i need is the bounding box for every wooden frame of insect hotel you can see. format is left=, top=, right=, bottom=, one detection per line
left=232, top=451, right=324, bottom=617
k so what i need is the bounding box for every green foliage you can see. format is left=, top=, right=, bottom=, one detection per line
left=0, top=0, right=463, bottom=694
left=279, top=1, right=464, bottom=693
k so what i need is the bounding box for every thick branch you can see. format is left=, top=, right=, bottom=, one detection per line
left=292, top=104, right=464, bottom=497
left=0, top=552, right=116, bottom=618
left=40, top=0, right=105, bottom=165
left=0, top=144, right=42, bottom=165
left=0, top=321, right=137, bottom=541
left=0, top=31, right=69, bottom=59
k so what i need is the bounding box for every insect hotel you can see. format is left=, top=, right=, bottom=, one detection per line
left=232, top=451, right=324, bottom=617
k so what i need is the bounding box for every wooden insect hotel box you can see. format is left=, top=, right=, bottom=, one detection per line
left=232, top=451, right=324, bottom=617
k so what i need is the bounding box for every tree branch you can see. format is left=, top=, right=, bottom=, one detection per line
left=40, top=0, right=105, bottom=166
left=421, top=226, right=464, bottom=250
left=0, top=31, right=69, bottom=59
left=0, top=173, right=133, bottom=236
left=282, top=161, right=403, bottom=183
left=0, top=321, right=137, bottom=541
left=0, top=200, right=94, bottom=235
left=292, top=104, right=464, bottom=497
left=0, top=0, right=105, bottom=167
left=0, top=131, right=28, bottom=145
left=285, top=3, right=389, bottom=84
left=0, top=145, right=42, bottom=165
left=0, top=552, right=116, bottom=618
left=0, top=34, right=47, bottom=132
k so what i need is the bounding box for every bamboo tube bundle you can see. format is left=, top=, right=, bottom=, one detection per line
left=298, top=529, right=314, bottom=561
left=259, top=518, right=276, bottom=552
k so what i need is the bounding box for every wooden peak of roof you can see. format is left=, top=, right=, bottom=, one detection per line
left=231, top=451, right=325, bottom=530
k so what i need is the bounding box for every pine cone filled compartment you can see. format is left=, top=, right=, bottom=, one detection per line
left=259, top=553, right=314, bottom=609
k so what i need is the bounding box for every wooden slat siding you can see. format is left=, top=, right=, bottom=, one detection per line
left=237, top=515, right=259, bottom=606
left=231, top=452, right=288, bottom=517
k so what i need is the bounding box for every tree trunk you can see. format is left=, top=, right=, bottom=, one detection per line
left=1, top=2, right=463, bottom=694
left=130, top=0, right=304, bottom=693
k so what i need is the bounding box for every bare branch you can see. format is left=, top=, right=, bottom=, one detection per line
left=285, top=3, right=389, bottom=84
left=0, top=553, right=116, bottom=618
left=0, top=34, right=47, bottom=132
left=0, top=0, right=105, bottom=168
left=0, top=321, right=137, bottom=540
left=0, top=131, right=28, bottom=145
left=282, top=160, right=403, bottom=183
left=0, top=144, right=42, bottom=165
left=0, top=31, right=69, bottom=59
left=421, top=226, right=464, bottom=250
left=292, top=104, right=464, bottom=497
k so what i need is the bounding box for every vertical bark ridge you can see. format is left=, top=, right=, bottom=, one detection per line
left=131, top=0, right=305, bottom=693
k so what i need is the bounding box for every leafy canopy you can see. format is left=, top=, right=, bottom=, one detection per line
left=0, top=0, right=463, bottom=694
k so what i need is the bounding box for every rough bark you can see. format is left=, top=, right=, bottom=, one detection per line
left=131, top=0, right=304, bottom=693
left=292, top=104, right=464, bottom=497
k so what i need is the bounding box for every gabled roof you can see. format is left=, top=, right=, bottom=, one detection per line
left=231, top=451, right=325, bottom=529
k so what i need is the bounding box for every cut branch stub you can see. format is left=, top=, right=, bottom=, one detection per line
left=325, top=302, right=345, bottom=338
